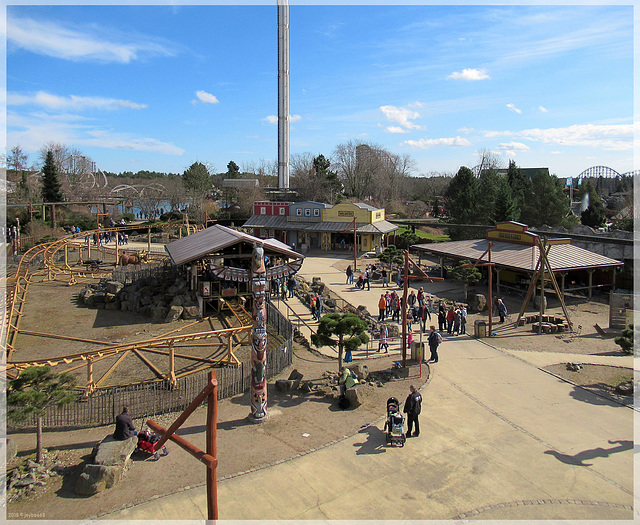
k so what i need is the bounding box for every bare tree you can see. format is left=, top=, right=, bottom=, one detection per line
left=473, top=148, right=504, bottom=177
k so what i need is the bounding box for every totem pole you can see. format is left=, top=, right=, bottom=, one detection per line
left=250, top=244, right=268, bottom=420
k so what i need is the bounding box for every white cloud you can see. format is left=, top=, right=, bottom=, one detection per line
left=404, top=136, right=472, bottom=149
left=496, top=142, right=530, bottom=156
left=83, top=130, right=184, bottom=155
left=8, top=17, right=176, bottom=63
left=192, top=90, right=219, bottom=105
left=379, top=104, right=423, bottom=131
left=385, top=126, right=409, bottom=134
left=8, top=111, right=183, bottom=156
left=506, top=103, right=522, bottom=114
left=447, top=68, right=490, bottom=81
left=538, top=105, right=549, bottom=113
left=484, top=123, right=633, bottom=151
left=262, top=115, right=302, bottom=124
left=8, top=91, right=146, bottom=111
left=458, top=127, right=475, bottom=134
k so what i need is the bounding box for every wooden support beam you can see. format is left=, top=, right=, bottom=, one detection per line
left=131, top=348, right=165, bottom=379
left=95, top=350, right=132, bottom=388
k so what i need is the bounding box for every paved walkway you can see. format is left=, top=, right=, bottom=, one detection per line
left=99, top=252, right=635, bottom=521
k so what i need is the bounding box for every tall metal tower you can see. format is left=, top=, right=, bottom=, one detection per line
left=277, top=0, right=289, bottom=190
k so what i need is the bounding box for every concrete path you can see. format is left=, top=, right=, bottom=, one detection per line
left=99, top=252, right=635, bottom=521
left=102, top=335, right=634, bottom=521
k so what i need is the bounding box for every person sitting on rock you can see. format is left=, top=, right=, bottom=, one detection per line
left=113, top=406, right=137, bottom=440
left=338, top=366, right=356, bottom=396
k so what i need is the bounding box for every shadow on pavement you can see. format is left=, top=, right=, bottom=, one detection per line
left=352, top=425, right=387, bottom=455
left=544, top=439, right=632, bottom=466
left=568, top=385, right=630, bottom=407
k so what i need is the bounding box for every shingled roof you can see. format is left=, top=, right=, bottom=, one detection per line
left=164, top=224, right=303, bottom=266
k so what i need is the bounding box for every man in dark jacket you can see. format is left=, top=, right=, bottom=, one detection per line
left=113, top=406, right=137, bottom=440
left=403, top=385, right=422, bottom=437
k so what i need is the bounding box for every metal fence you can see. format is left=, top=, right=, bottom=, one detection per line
left=9, top=301, right=293, bottom=431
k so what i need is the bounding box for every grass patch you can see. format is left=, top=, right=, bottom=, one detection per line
left=395, top=226, right=450, bottom=243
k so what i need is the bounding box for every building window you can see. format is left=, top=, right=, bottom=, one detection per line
left=304, top=209, right=311, bottom=216
left=260, top=207, right=266, bottom=215
left=296, top=209, right=302, bottom=216
left=279, top=207, right=286, bottom=215
left=313, top=209, right=320, bottom=217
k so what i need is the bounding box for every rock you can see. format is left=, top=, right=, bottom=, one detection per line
left=105, top=301, right=120, bottom=311
left=75, top=464, right=123, bottom=495
left=312, top=277, right=323, bottom=284
left=470, top=294, right=486, bottom=312
left=150, top=306, right=169, bottom=320
left=300, top=381, right=313, bottom=393
left=287, top=369, right=304, bottom=389
left=345, top=385, right=364, bottom=408
left=13, top=474, right=36, bottom=488
left=275, top=379, right=296, bottom=392
left=615, top=380, right=633, bottom=396
left=356, top=305, right=371, bottom=317
left=105, top=281, right=124, bottom=294
left=325, top=299, right=337, bottom=308
left=92, top=291, right=106, bottom=304
left=165, top=305, right=183, bottom=322
left=182, top=305, right=201, bottom=319
left=347, top=364, right=369, bottom=380
left=92, top=435, right=137, bottom=467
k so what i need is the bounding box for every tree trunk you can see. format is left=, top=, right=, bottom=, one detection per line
left=36, top=416, right=43, bottom=464
left=51, top=204, right=57, bottom=229
left=338, top=337, right=343, bottom=372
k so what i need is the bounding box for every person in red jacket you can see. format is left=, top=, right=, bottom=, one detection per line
left=446, top=306, right=455, bottom=334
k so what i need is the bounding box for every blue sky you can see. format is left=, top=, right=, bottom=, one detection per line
left=5, top=1, right=636, bottom=180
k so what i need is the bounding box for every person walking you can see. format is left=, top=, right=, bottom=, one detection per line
left=346, top=265, right=353, bottom=284
left=438, top=303, right=446, bottom=333
left=364, top=268, right=371, bottom=291
left=381, top=268, right=388, bottom=287
left=378, top=294, right=387, bottom=322
left=403, top=385, right=422, bottom=437
left=427, top=325, right=442, bottom=363
left=391, top=292, right=400, bottom=322
left=316, top=294, right=323, bottom=319
left=288, top=275, right=296, bottom=298
left=460, top=305, right=468, bottom=334
left=384, top=291, right=391, bottom=318
left=453, top=307, right=461, bottom=336
left=497, top=298, right=508, bottom=323
left=446, top=306, right=455, bottom=335
left=378, top=324, right=389, bottom=353
left=407, top=290, right=417, bottom=320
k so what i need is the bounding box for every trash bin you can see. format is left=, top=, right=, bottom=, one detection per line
left=474, top=320, right=487, bottom=338
left=411, top=341, right=424, bottom=361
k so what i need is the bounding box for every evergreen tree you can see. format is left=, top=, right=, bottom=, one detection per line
left=226, top=160, right=240, bottom=178
left=182, top=162, right=212, bottom=195
left=312, top=154, right=342, bottom=204
left=311, top=312, right=369, bottom=371
left=506, top=160, right=530, bottom=210
left=580, top=180, right=607, bottom=228
left=450, top=260, right=482, bottom=300
left=520, top=170, right=574, bottom=228
left=8, top=366, right=77, bottom=464
left=41, top=150, right=64, bottom=203
left=492, top=177, right=520, bottom=223
left=475, top=168, right=501, bottom=224
left=432, top=196, right=440, bottom=217
left=444, top=166, right=478, bottom=223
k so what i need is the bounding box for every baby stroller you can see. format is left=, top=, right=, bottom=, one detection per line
left=136, top=429, right=169, bottom=461
left=383, top=397, right=406, bottom=447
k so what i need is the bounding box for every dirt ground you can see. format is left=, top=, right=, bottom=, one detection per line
left=5, top=273, right=632, bottom=521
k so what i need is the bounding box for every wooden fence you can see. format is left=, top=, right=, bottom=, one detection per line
left=8, top=301, right=293, bottom=430
left=112, top=260, right=177, bottom=285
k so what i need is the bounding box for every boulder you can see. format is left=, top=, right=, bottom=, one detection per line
left=92, top=435, right=137, bottom=467
left=347, top=364, right=369, bottom=380
left=105, top=281, right=124, bottom=294
left=165, top=305, right=183, bottom=323
left=150, top=306, right=169, bottom=321
left=182, top=305, right=201, bottom=319
left=275, top=379, right=296, bottom=392
left=470, top=294, right=486, bottom=312
left=345, top=385, right=364, bottom=408
left=287, top=369, right=304, bottom=389
left=615, top=380, right=633, bottom=396
left=105, top=301, right=121, bottom=311
left=75, top=464, right=123, bottom=496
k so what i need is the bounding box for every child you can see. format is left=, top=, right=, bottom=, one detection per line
left=378, top=325, right=389, bottom=353
left=407, top=331, right=414, bottom=349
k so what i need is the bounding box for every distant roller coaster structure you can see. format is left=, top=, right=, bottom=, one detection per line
left=576, top=166, right=639, bottom=179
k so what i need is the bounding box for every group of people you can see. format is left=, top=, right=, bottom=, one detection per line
left=310, top=293, right=323, bottom=320
left=87, top=231, right=128, bottom=246
left=437, top=303, right=467, bottom=336
left=272, top=275, right=298, bottom=301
